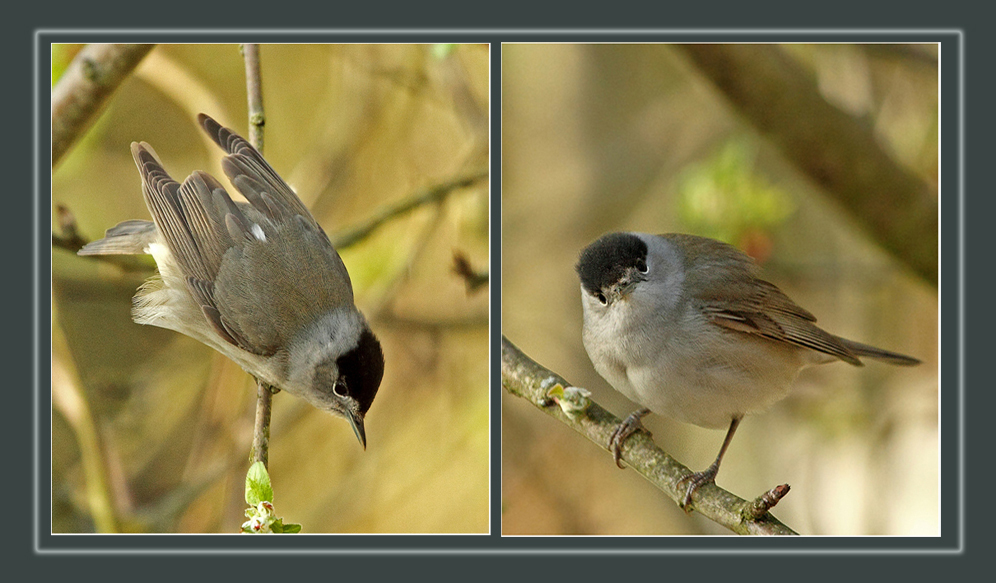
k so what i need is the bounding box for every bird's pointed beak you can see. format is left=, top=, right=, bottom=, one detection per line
left=347, top=411, right=367, bottom=450
left=616, top=268, right=647, bottom=299
left=617, top=280, right=638, bottom=298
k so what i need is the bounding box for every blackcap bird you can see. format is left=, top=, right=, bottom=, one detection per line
left=576, top=232, right=919, bottom=508
left=79, top=114, right=384, bottom=448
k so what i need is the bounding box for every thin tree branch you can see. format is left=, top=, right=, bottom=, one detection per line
left=52, top=204, right=88, bottom=250
left=501, top=335, right=798, bottom=536
left=331, top=168, right=488, bottom=249
left=677, top=44, right=937, bottom=285
left=452, top=252, right=489, bottom=294
left=52, top=44, right=155, bottom=167
left=241, top=43, right=273, bottom=470
left=241, top=44, right=265, bottom=154
left=250, top=381, right=275, bottom=469
left=744, top=484, right=792, bottom=521
left=374, top=311, right=488, bottom=332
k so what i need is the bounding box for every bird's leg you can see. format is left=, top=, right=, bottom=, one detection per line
left=677, top=416, right=742, bottom=510
left=609, top=408, right=652, bottom=468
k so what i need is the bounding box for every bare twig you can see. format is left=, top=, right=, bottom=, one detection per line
left=52, top=44, right=155, bottom=167
left=743, top=484, right=791, bottom=521
left=250, top=380, right=275, bottom=468
left=452, top=252, right=489, bottom=294
left=241, top=44, right=265, bottom=154
left=501, top=335, right=797, bottom=535
left=241, top=43, right=273, bottom=470
left=52, top=204, right=88, bottom=252
left=332, top=168, right=488, bottom=249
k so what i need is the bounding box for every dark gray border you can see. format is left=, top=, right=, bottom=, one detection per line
left=20, top=14, right=979, bottom=574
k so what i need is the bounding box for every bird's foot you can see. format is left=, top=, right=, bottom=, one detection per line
left=676, top=463, right=720, bottom=512
left=609, top=408, right=652, bottom=469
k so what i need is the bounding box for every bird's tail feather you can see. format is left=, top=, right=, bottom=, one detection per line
left=77, top=220, right=156, bottom=256
left=836, top=336, right=921, bottom=366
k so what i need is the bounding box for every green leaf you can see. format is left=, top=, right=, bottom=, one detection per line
left=245, top=461, right=274, bottom=506
left=269, top=518, right=302, bottom=534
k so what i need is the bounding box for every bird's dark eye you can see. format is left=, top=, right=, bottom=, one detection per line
left=595, top=292, right=607, bottom=305
left=636, top=259, right=648, bottom=273
left=333, top=379, right=348, bottom=397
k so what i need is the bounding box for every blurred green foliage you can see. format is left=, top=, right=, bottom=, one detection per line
left=676, top=137, right=794, bottom=255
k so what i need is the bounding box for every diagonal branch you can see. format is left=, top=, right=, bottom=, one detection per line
left=331, top=168, right=488, bottom=249
left=52, top=44, right=155, bottom=167
left=501, top=335, right=797, bottom=535
left=677, top=44, right=937, bottom=285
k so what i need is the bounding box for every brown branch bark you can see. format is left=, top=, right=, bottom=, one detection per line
left=52, top=44, right=155, bottom=167
left=241, top=43, right=273, bottom=470
left=501, top=335, right=798, bottom=535
left=677, top=44, right=937, bottom=285
left=250, top=380, right=274, bottom=469
left=241, top=44, right=266, bottom=154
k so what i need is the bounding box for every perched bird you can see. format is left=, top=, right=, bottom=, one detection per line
left=79, top=114, right=384, bottom=448
left=576, top=232, right=919, bottom=507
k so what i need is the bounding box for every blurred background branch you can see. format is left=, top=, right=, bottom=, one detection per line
left=677, top=44, right=937, bottom=284
left=452, top=252, right=489, bottom=294
left=52, top=205, right=87, bottom=252
left=54, top=170, right=488, bottom=269
left=332, top=168, right=488, bottom=249
left=52, top=44, right=155, bottom=167
left=501, top=335, right=797, bottom=535
left=52, top=317, right=117, bottom=533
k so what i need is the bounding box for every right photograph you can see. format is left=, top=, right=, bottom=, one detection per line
left=501, top=43, right=939, bottom=535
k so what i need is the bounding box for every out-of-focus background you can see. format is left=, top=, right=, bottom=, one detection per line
left=52, top=44, right=489, bottom=533
left=502, top=44, right=938, bottom=535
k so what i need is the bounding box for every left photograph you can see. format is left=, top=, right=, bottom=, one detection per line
left=51, top=43, right=490, bottom=534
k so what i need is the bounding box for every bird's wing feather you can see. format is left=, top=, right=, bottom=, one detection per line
left=664, top=233, right=861, bottom=365
left=133, top=118, right=356, bottom=357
